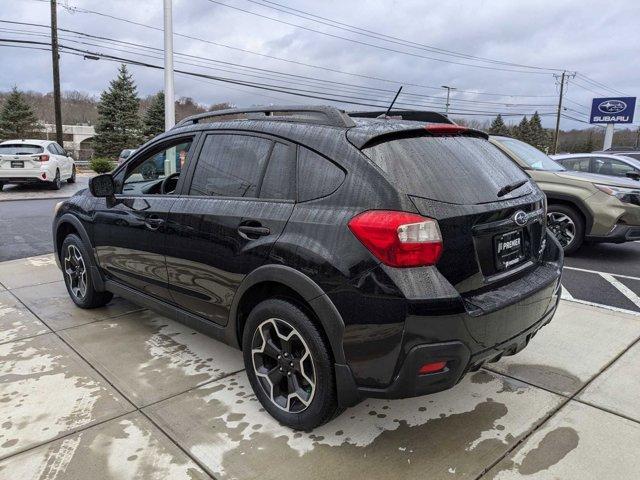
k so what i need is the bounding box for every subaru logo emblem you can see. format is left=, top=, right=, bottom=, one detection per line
left=514, top=211, right=527, bottom=227
left=598, top=100, right=627, bottom=114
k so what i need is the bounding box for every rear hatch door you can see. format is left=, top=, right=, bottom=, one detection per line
left=361, top=129, right=548, bottom=290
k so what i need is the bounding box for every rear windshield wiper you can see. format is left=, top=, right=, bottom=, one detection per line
left=497, top=179, right=528, bottom=197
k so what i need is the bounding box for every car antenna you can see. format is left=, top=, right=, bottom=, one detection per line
left=382, top=86, right=403, bottom=118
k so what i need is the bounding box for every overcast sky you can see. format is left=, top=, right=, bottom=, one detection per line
left=1, top=0, right=639, bottom=129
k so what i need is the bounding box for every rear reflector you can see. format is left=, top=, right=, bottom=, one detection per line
left=348, top=210, right=443, bottom=267
left=424, top=124, right=468, bottom=135
left=418, top=361, right=447, bottom=375
left=39, top=154, right=50, bottom=163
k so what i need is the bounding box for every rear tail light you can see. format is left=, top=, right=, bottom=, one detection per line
left=39, top=154, right=50, bottom=163
left=348, top=210, right=443, bottom=267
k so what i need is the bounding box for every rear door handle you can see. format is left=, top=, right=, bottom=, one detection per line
left=144, top=215, right=165, bottom=231
left=237, top=225, right=270, bottom=239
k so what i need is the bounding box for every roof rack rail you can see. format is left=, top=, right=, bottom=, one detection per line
left=349, top=110, right=454, bottom=124
left=173, top=105, right=356, bottom=129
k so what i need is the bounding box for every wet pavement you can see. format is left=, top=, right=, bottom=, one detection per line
left=0, top=254, right=639, bottom=479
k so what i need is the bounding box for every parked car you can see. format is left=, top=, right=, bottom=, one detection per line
left=53, top=107, right=563, bottom=429
left=0, top=139, right=76, bottom=190
left=117, top=148, right=137, bottom=165
left=491, top=136, right=640, bottom=254
left=592, top=148, right=640, bottom=162
left=551, top=153, right=640, bottom=181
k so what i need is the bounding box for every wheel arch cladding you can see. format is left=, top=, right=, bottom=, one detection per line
left=545, top=194, right=591, bottom=233
left=54, top=214, right=105, bottom=290
left=229, top=264, right=346, bottom=364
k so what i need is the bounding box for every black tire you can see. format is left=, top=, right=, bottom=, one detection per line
left=61, top=234, right=113, bottom=308
left=242, top=298, right=341, bottom=430
left=0, top=183, right=3, bottom=191
left=50, top=169, right=61, bottom=190
left=67, top=165, right=76, bottom=183
left=547, top=204, right=584, bottom=255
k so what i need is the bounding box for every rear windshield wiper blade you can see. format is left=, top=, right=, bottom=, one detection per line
left=497, top=179, right=528, bottom=197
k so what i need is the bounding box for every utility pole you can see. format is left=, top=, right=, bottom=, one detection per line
left=50, top=0, right=63, bottom=146
left=552, top=71, right=575, bottom=154
left=442, top=85, right=456, bottom=116
left=163, top=0, right=175, bottom=130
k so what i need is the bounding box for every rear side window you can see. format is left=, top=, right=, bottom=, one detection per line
left=0, top=144, right=44, bottom=155
left=364, top=135, right=532, bottom=205
left=561, top=157, right=591, bottom=172
left=297, top=147, right=345, bottom=202
left=190, top=134, right=272, bottom=198
left=260, top=143, right=295, bottom=200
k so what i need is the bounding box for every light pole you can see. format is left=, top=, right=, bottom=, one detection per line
left=163, top=0, right=175, bottom=130
left=441, top=85, right=456, bottom=116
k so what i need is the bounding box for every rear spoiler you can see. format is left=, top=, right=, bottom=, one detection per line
left=352, top=123, right=489, bottom=150
left=349, top=110, right=453, bottom=124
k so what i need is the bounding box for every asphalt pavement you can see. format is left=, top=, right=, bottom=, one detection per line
left=563, top=241, right=640, bottom=313
left=0, top=176, right=89, bottom=262
left=0, top=197, right=59, bottom=262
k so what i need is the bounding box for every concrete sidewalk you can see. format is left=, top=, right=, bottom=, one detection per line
left=0, top=254, right=639, bottom=479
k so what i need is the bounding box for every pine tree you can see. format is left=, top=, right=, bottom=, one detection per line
left=512, top=116, right=531, bottom=143
left=488, top=114, right=510, bottom=136
left=94, top=65, right=142, bottom=157
left=528, top=111, right=549, bottom=151
left=0, top=86, right=41, bottom=139
left=143, top=91, right=165, bottom=140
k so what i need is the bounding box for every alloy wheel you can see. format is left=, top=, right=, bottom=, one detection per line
left=64, top=244, right=87, bottom=299
left=251, top=318, right=316, bottom=413
left=547, top=211, right=576, bottom=247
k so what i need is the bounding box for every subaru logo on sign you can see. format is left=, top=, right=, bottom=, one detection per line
left=598, top=100, right=627, bottom=114
left=513, top=211, right=527, bottom=227
left=590, top=97, right=636, bottom=124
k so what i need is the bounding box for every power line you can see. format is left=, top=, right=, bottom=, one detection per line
left=0, top=20, right=556, bottom=110
left=0, top=37, right=556, bottom=118
left=203, top=0, right=554, bottom=75
left=237, top=0, right=563, bottom=72
left=18, top=1, right=560, bottom=99
left=575, top=73, right=628, bottom=97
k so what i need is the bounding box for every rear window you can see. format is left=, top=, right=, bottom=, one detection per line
left=363, top=135, right=532, bottom=205
left=0, top=144, right=44, bottom=155
left=497, top=137, right=564, bottom=172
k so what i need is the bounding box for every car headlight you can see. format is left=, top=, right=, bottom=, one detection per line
left=595, top=184, right=640, bottom=206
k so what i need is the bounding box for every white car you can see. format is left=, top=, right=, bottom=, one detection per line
left=551, top=153, right=640, bottom=181
left=0, top=139, right=76, bottom=190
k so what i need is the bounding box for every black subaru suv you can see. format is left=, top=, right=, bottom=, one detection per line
left=53, top=106, right=563, bottom=429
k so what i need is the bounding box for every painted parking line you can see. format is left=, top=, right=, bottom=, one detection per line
left=562, top=266, right=640, bottom=315
left=563, top=266, right=640, bottom=282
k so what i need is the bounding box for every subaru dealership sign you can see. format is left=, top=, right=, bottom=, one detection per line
left=590, top=97, right=636, bottom=124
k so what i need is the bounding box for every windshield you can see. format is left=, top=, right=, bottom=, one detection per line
left=497, top=137, right=565, bottom=171
left=0, top=144, right=44, bottom=155
left=363, top=135, right=532, bottom=205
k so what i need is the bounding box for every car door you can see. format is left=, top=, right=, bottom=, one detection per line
left=164, top=132, right=296, bottom=325
left=46, top=143, right=63, bottom=175
left=91, top=135, right=197, bottom=299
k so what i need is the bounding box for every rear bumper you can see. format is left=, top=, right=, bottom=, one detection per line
left=332, top=232, right=563, bottom=406
left=0, top=169, right=50, bottom=183
left=586, top=223, right=640, bottom=243
left=357, top=295, right=559, bottom=400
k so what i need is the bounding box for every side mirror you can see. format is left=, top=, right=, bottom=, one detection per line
left=89, top=174, right=116, bottom=198
left=625, top=171, right=640, bottom=181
